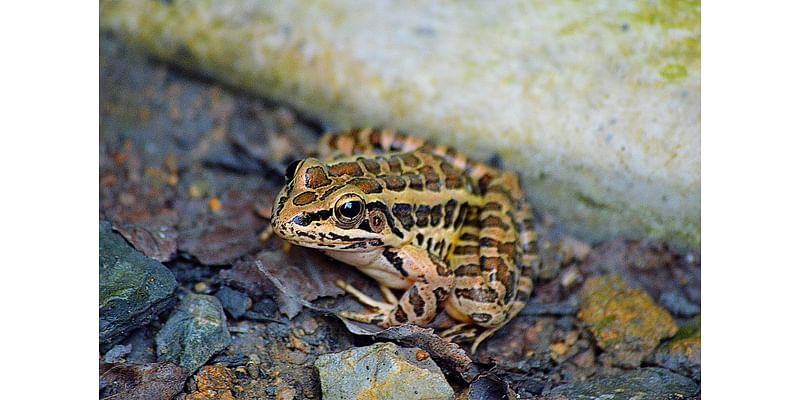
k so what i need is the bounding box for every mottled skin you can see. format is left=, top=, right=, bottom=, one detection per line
left=271, top=129, right=538, bottom=351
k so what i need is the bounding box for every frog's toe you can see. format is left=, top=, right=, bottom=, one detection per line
left=338, top=309, right=389, bottom=325
left=440, top=323, right=478, bottom=342
left=379, top=285, right=399, bottom=305
left=336, top=279, right=393, bottom=309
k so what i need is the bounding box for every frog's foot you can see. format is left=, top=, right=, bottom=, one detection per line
left=470, top=326, right=502, bottom=354
left=379, top=285, right=399, bottom=304
left=440, top=323, right=478, bottom=342
left=335, top=279, right=396, bottom=325
left=440, top=323, right=498, bottom=354
left=335, top=279, right=394, bottom=309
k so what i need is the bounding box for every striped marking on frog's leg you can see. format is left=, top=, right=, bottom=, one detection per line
left=384, top=245, right=454, bottom=326
left=338, top=245, right=454, bottom=327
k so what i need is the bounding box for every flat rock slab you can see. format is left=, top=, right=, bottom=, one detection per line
left=549, top=367, right=698, bottom=400
left=156, top=293, right=232, bottom=374
left=315, top=342, right=454, bottom=400
left=100, top=0, right=700, bottom=250
left=100, top=221, right=177, bottom=345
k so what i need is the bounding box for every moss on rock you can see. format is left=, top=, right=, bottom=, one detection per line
left=578, top=275, right=678, bottom=367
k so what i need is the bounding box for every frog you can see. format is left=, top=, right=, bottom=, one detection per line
left=271, top=128, right=538, bottom=352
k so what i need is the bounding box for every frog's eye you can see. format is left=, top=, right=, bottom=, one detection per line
left=284, top=159, right=302, bottom=182
left=334, top=194, right=366, bottom=226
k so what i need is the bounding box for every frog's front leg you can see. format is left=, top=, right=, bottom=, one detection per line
left=339, top=245, right=454, bottom=327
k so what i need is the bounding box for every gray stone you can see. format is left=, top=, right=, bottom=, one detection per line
left=659, top=292, right=701, bottom=318
left=215, top=286, right=252, bottom=319
left=652, top=317, right=701, bottom=382
left=315, top=342, right=454, bottom=400
left=156, top=293, right=232, bottom=374
left=103, top=344, right=132, bottom=364
left=100, top=221, right=177, bottom=345
left=549, top=368, right=698, bottom=400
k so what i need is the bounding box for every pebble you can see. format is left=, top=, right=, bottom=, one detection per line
left=156, top=293, right=232, bottom=373
left=215, top=286, right=252, bottom=319
left=659, top=291, right=701, bottom=318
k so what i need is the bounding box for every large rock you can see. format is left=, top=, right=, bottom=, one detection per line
left=100, top=221, right=177, bottom=345
left=100, top=0, right=700, bottom=250
left=315, top=342, right=454, bottom=400
left=156, top=293, right=232, bottom=374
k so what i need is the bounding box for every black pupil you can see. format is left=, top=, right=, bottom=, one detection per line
left=340, top=201, right=362, bottom=219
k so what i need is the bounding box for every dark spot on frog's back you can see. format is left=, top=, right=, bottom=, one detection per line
left=328, top=162, right=363, bottom=177
left=415, top=205, right=431, bottom=228
left=347, top=177, right=383, bottom=194
left=481, top=216, right=511, bottom=230
left=419, top=165, right=441, bottom=191
left=378, top=175, right=406, bottom=192
left=443, top=199, right=457, bottom=228
left=358, top=157, right=382, bottom=174
left=452, top=245, right=479, bottom=255
left=429, top=204, right=442, bottom=227
left=392, top=203, right=415, bottom=230
left=387, top=156, right=403, bottom=173
left=399, top=153, right=421, bottom=167
left=304, top=166, right=332, bottom=189
left=440, top=161, right=464, bottom=189
left=404, top=172, right=424, bottom=191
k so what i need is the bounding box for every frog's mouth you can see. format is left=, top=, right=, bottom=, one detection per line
left=271, top=210, right=383, bottom=250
